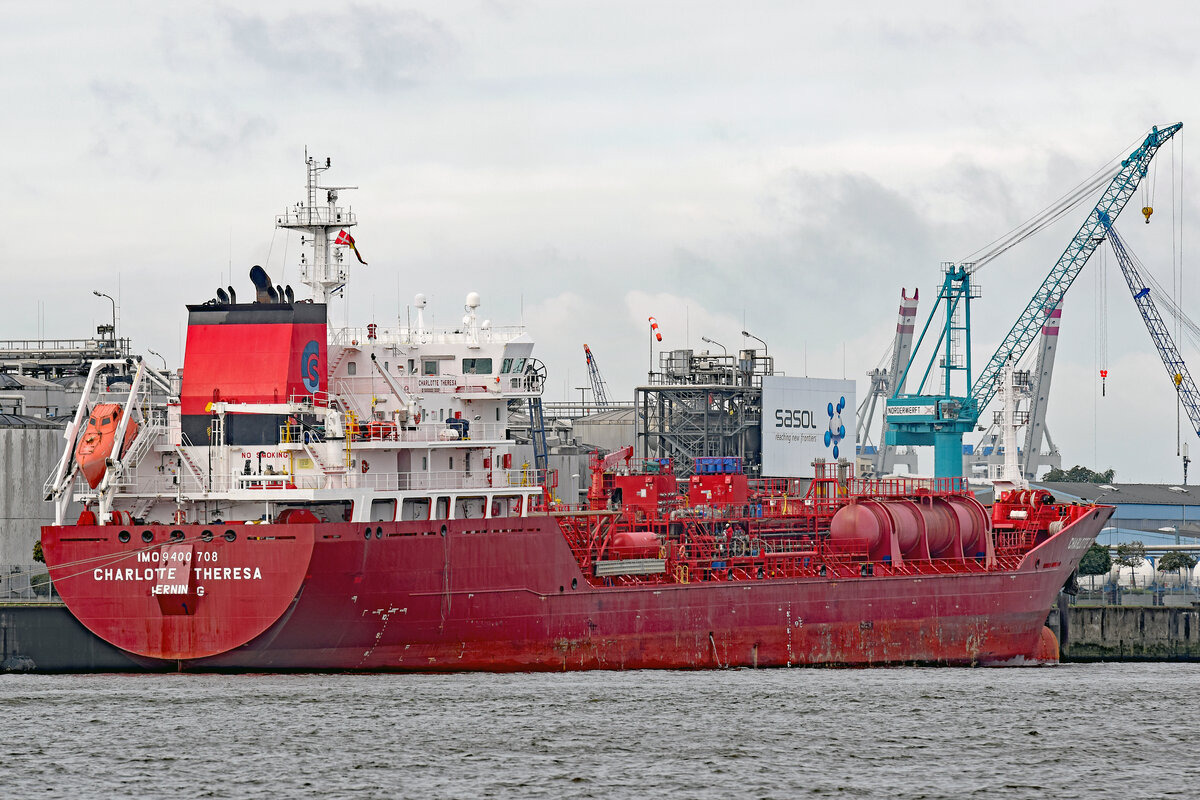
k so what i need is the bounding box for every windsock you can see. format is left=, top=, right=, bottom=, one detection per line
left=648, top=316, right=662, bottom=342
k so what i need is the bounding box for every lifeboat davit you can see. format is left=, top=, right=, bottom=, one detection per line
left=75, top=403, right=138, bottom=489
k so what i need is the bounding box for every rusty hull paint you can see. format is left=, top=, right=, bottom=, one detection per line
left=41, top=506, right=1113, bottom=671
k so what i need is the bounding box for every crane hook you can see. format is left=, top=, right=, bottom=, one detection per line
left=1143, top=206, right=1154, bottom=224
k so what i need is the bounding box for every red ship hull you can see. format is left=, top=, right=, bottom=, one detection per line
left=41, top=504, right=1112, bottom=671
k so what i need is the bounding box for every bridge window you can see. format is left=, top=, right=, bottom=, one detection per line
left=501, top=357, right=513, bottom=373
left=462, top=358, right=492, bottom=375
left=423, top=360, right=439, bottom=376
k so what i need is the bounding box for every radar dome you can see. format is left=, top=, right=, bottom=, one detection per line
left=465, top=292, right=481, bottom=309
left=414, top=293, right=427, bottom=309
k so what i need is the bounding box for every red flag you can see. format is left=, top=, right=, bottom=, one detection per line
left=335, top=230, right=367, bottom=265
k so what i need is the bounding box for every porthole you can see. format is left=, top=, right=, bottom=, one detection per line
left=364, top=528, right=372, bottom=540
left=170, top=530, right=185, bottom=542
left=571, top=578, right=578, bottom=590
left=440, top=525, right=448, bottom=537
left=141, top=530, right=154, bottom=543
left=224, top=530, right=237, bottom=542
left=559, top=585, right=564, bottom=593
left=375, top=527, right=383, bottom=539
left=200, top=530, right=213, bottom=542
left=118, top=530, right=131, bottom=543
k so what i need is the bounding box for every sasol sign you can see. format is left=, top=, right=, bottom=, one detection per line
left=761, top=376, right=856, bottom=477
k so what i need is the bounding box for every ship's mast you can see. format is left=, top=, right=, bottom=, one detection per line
left=275, top=151, right=358, bottom=304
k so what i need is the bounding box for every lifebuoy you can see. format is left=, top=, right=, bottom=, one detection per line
left=361, top=459, right=370, bottom=473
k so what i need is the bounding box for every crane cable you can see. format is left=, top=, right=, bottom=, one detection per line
left=958, top=131, right=1146, bottom=273
left=1097, top=247, right=1109, bottom=396
left=963, top=167, right=1117, bottom=272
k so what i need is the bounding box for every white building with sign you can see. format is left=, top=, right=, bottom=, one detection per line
left=761, top=376, right=856, bottom=477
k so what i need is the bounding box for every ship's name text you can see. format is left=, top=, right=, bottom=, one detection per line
left=92, top=566, right=264, bottom=581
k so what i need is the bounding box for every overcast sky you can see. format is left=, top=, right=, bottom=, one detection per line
left=4, top=1, right=1200, bottom=481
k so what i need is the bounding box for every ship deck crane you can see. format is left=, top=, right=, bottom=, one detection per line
left=886, top=122, right=1182, bottom=478
left=584, top=344, right=612, bottom=408
left=1101, top=219, right=1200, bottom=442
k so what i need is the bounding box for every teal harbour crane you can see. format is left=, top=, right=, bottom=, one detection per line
left=885, top=122, right=1183, bottom=478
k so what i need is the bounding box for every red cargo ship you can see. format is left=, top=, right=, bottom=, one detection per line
left=39, top=156, right=1112, bottom=670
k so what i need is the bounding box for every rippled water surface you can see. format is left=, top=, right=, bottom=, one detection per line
left=3, top=664, right=1198, bottom=799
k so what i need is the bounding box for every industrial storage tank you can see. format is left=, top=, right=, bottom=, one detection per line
left=1111, top=560, right=1157, bottom=588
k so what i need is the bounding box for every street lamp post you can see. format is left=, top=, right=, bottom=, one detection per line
left=741, top=329, right=767, bottom=356
left=741, top=330, right=769, bottom=374
left=147, top=348, right=168, bottom=372
left=701, top=336, right=727, bottom=356
left=93, top=291, right=116, bottom=352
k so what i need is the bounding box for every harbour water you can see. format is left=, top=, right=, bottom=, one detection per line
left=2, top=663, right=1195, bottom=799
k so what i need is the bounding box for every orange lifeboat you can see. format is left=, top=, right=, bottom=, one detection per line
left=76, top=403, right=138, bottom=489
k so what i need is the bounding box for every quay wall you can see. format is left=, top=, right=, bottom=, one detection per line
left=1053, top=601, right=1200, bottom=661
left=0, top=604, right=145, bottom=671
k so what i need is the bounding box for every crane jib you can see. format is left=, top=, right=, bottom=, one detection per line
left=969, top=122, right=1182, bottom=413
left=1101, top=222, right=1200, bottom=441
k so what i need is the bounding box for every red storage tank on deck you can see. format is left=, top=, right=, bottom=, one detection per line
left=609, top=530, right=660, bottom=559
left=830, top=495, right=991, bottom=565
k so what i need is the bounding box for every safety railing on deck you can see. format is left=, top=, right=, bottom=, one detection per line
left=72, top=464, right=552, bottom=497
left=847, top=476, right=970, bottom=496
left=279, top=421, right=509, bottom=445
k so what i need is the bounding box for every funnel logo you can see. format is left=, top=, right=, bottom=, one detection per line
left=824, top=396, right=846, bottom=458
left=301, top=340, right=321, bottom=393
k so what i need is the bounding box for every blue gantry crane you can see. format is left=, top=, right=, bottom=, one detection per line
left=1101, top=218, right=1200, bottom=440
left=885, top=122, right=1183, bottom=477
